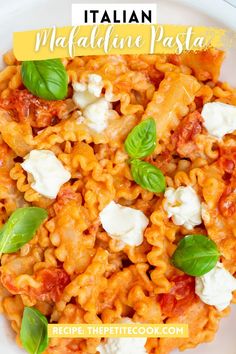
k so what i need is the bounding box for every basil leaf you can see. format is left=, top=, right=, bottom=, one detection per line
left=21, top=59, right=68, bottom=100
left=124, top=118, right=156, bottom=159
left=0, top=207, right=47, bottom=253
left=20, top=307, right=48, bottom=354
left=171, top=234, right=220, bottom=276
left=130, top=159, right=166, bottom=193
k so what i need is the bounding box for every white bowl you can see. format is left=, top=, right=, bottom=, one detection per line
left=0, top=1, right=235, bottom=353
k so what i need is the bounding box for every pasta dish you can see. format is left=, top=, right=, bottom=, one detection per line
left=0, top=48, right=235, bottom=354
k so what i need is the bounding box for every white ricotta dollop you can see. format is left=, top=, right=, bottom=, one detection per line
left=87, top=73, right=104, bottom=97
left=164, top=186, right=202, bottom=230
left=97, top=318, right=147, bottom=354
left=72, top=74, right=112, bottom=133
left=201, top=102, right=236, bottom=139
left=99, top=201, right=149, bottom=247
left=83, top=97, right=112, bottom=133
left=195, top=262, right=236, bottom=311
left=21, top=149, right=71, bottom=199
left=72, top=81, right=97, bottom=109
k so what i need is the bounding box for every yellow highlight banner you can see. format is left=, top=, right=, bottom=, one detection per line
left=13, top=24, right=226, bottom=60
left=48, top=323, right=189, bottom=338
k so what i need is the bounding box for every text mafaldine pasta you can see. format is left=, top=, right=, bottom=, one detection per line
left=13, top=24, right=226, bottom=60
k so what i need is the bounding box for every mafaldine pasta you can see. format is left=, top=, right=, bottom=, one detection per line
left=0, top=48, right=235, bottom=354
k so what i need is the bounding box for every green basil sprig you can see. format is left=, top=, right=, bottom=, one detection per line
left=125, top=118, right=156, bottom=159
left=21, top=59, right=68, bottom=100
left=20, top=307, right=48, bottom=354
left=0, top=207, right=47, bottom=253
left=131, top=159, right=166, bottom=193
left=124, top=118, right=166, bottom=193
left=171, top=234, right=220, bottom=276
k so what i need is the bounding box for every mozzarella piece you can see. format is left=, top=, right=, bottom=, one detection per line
left=72, top=74, right=112, bottom=132
left=201, top=102, right=236, bottom=139
left=164, top=186, right=202, bottom=230
left=99, top=201, right=149, bottom=247
left=97, top=318, right=147, bottom=354
left=195, top=262, right=236, bottom=311
left=21, top=150, right=71, bottom=199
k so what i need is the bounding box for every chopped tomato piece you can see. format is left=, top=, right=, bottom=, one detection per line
left=168, top=54, right=181, bottom=66
left=35, top=268, right=70, bottom=302
left=219, top=184, right=236, bottom=218
left=169, top=275, right=195, bottom=299
left=159, top=275, right=195, bottom=317
left=143, top=66, right=164, bottom=87
left=218, top=147, right=236, bottom=175
left=171, top=111, right=203, bottom=159
left=218, top=147, right=236, bottom=217
left=0, top=89, right=66, bottom=127
left=54, top=187, right=80, bottom=213
left=1, top=267, right=70, bottom=302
